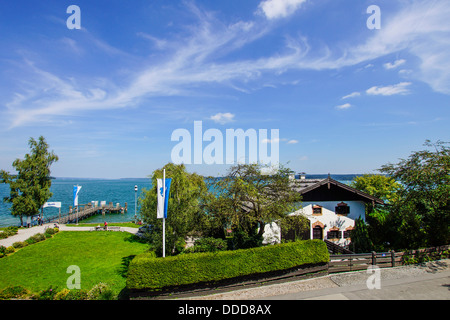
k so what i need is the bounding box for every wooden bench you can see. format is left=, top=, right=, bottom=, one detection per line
left=90, top=226, right=121, bottom=232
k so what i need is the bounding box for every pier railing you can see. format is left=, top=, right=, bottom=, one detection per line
left=43, top=202, right=127, bottom=224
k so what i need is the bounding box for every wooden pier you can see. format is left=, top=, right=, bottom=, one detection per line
left=44, top=202, right=128, bottom=224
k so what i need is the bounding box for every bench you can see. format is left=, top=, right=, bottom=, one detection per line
left=90, top=226, right=121, bottom=232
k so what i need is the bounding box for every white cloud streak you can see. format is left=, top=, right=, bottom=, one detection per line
left=3, top=0, right=450, bottom=128
left=258, top=0, right=307, bottom=20
left=366, top=82, right=412, bottom=96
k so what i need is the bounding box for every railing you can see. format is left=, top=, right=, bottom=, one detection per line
left=328, top=245, right=449, bottom=273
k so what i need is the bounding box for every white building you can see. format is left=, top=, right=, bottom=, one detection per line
left=263, top=175, right=384, bottom=250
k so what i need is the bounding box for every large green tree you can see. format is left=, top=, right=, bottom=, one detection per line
left=379, top=140, right=450, bottom=247
left=1, top=136, right=59, bottom=226
left=139, top=163, right=208, bottom=256
left=205, top=163, right=302, bottom=249
left=350, top=174, right=403, bottom=250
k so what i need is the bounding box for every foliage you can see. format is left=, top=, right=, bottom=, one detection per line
left=87, top=282, right=115, bottom=300
left=0, top=286, right=30, bottom=300
left=350, top=218, right=373, bottom=253
left=183, top=237, right=228, bottom=253
left=126, top=239, right=329, bottom=291
left=0, top=136, right=58, bottom=226
left=350, top=174, right=402, bottom=205
left=0, top=227, right=18, bottom=239
left=379, top=140, right=450, bottom=247
left=204, top=163, right=302, bottom=249
left=36, top=286, right=58, bottom=300
left=279, top=214, right=310, bottom=242
left=139, top=163, right=208, bottom=257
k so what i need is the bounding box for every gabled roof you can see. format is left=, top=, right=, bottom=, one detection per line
left=291, top=177, right=384, bottom=205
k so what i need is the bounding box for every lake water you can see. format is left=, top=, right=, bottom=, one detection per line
left=0, top=174, right=358, bottom=227
left=0, top=178, right=152, bottom=227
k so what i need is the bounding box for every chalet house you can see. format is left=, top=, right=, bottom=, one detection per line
left=263, top=174, right=384, bottom=248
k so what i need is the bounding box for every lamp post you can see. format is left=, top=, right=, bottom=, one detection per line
left=134, top=185, right=138, bottom=222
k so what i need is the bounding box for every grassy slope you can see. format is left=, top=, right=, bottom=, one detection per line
left=0, top=231, right=148, bottom=294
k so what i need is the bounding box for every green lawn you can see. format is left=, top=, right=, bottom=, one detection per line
left=0, top=231, right=149, bottom=296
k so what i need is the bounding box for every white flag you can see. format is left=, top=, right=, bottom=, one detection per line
left=156, top=179, right=165, bottom=219
left=73, top=185, right=82, bottom=206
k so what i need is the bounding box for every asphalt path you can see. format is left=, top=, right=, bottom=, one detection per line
left=264, top=270, right=450, bottom=300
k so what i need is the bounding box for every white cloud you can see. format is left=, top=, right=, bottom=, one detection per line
left=366, top=82, right=412, bottom=96
left=384, top=59, right=406, bottom=70
left=261, top=137, right=281, bottom=144
left=258, top=0, right=307, bottom=20
left=336, top=103, right=352, bottom=110
left=5, top=1, right=450, bottom=128
left=287, top=139, right=299, bottom=144
left=342, top=92, right=360, bottom=99
left=210, top=112, right=235, bottom=124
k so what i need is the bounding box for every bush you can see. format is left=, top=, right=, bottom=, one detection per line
left=127, top=239, right=329, bottom=291
left=12, top=241, right=28, bottom=249
left=0, top=227, right=19, bottom=239
left=5, top=246, right=15, bottom=254
left=63, top=289, right=89, bottom=300
left=0, top=286, right=30, bottom=300
left=45, top=227, right=57, bottom=235
left=184, top=237, right=228, bottom=253
left=87, top=283, right=115, bottom=300
left=32, top=233, right=46, bottom=242
left=35, top=286, right=58, bottom=300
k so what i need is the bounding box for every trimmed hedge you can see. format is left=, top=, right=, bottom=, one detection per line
left=126, top=239, right=329, bottom=291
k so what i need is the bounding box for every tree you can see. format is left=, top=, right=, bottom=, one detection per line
left=350, top=174, right=403, bottom=250
left=139, top=163, right=208, bottom=256
left=1, top=136, right=59, bottom=226
left=205, top=163, right=302, bottom=249
left=350, top=217, right=373, bottom=253
left=379, top=140, right=450, bottom=247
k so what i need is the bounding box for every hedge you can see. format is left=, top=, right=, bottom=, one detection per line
left=126, top=239, right=329, bottom=291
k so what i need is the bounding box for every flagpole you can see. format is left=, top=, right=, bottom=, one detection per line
left=162, top=169, right=166, bottom=258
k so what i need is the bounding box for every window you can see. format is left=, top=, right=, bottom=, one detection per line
left=312, top=205, right=322, bottom=215
left=313, top=226, right=323, bottom=240
left=343, top=230, right=352, bottom=239
left=335, top=202, right=350, bottom=215
left=327, top=230, right=341, bottom=239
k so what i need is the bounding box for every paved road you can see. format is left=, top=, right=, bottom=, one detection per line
left=265, top=270, right=450, bottom=300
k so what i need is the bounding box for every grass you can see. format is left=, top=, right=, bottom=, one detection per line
left=0, top=231, right=149, bottom=296
left=64, top=222, right=140, bottom=228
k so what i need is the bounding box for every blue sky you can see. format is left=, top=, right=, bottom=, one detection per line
left=0, top=0, right=449, bottom=178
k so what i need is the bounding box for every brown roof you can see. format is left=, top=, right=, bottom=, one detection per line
left=291, top=177, right=384, bottom=205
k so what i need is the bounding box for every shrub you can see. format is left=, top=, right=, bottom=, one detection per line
left=0, top=286, right=30, bottom=300
left=127, top=239, right=329, bottom=291
left=54, top=288, right=70, bottom=300
left=32, top=233, right=46, bottom=242
left=87, top=283, right=115, bottom=300
left=25, top=237, right=37, bottom=245
left=0, top=227, right=19, bottom=239
left=45, top=227, right=56, bottom=235
left=5, top=246, right=15, bottom=254
left=35, top=286, right=58, bottom=300
left=12, top=241, right=28, bottom=249
left=184, top=237, right=228, bottom=253
left=0, top=246, right=5, bottom=255
left=63, top=289, right=89, bottom=300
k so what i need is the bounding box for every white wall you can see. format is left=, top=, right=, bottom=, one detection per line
left=262, top=201, right=365, bottom=246
left=301, top=200, right=366, bottom=222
